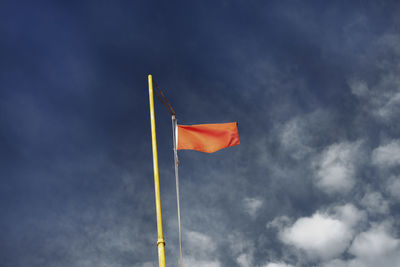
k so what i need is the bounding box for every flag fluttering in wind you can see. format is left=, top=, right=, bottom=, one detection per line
left=148, top=75, right=240, bottom=267
left=177, top=122, right=240, bottom=153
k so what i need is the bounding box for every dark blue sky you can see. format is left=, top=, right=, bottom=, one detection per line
left=2, top=1, right=400, bottom=266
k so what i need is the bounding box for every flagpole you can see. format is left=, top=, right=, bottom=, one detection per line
left=172, top=115, right=183, bottom=267
left=148, top=74, right=166, bottom=267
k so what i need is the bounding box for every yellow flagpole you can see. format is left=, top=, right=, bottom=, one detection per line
left=148, top=74, right=166, bottom=267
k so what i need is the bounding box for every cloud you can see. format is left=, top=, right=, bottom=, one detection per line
left=386, top=175, right=400, bottom=201
left=348, top=77, right=400, bottom=121
left=278, top=204, right=364, bottom=261
left=243, top=197, right=263, bottom=218
left=169, top=230, right=223, bottom=267
left=141, top=262, right=154, bottom=267
left=348, top=33, right=400, bottom=123
left=349, top=80, right=369, bottom=98
left=322, top=222, right=400, bottom=267
left=184, top=230, right=217, bottom=259
left=371, top=139, right=400, bottom=168
left=236, top=253, right=253, bottom=267
left=280, top=213, right=350, bottom=260
left=276, top=110, right=337, bottom=161
left=333, top=204, right=366, bottom=227
left=278, top=115, right=315, bottom=160
left=343, top=223, right=400, bottom=267
left=263, top=262, right=294, bottom=267
left=267, top=216, right=291, bottom=230
left=360, top=191, right=389, bottom=215
left=349, top=223, right=399, bottom=259
left=227, top=233, right=255, bottom=267
left=313, top=141, right=363, bottom=194
left=183, top=257, right=221, bottom=267
left=322, top=259, right=347, bottom=267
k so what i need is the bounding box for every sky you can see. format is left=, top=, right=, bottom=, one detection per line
left=1, top=1, right=400, bottom=266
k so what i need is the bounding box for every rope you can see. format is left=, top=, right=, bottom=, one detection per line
left=172, top=115, right=183, bottom=267
left=153, top=80, right=175, bottom=115
left=151, top=78, right=182, bottom=266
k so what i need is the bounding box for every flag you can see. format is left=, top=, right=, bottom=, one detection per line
left=177, top=122, right=240, bottom=153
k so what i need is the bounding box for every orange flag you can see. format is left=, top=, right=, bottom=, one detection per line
left=177, top=122, right=240, bottom=153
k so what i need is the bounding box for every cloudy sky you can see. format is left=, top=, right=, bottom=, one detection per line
left=2, top=1, right=400, bottom=266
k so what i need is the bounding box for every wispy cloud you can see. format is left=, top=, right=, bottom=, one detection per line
left=313, top=141, right=363, bottom=194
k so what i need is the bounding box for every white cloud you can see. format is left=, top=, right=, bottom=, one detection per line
left=169, top=231, right=222, bottom=266
left=227, top=233, right=255, bottom=267
left=331, top=223, right=400, bottom=267
left=267, top=215, right=291, bottom=230
left=371, top=140, right=400, bottom=167
left=323, top=235, right=400, bottom=267
left=349, top=224, right=399, bottom=259
left=263, top=262, right=294, bottom=267
left=318, top=220, right=400, bottom=267
left=333, top=204, right=366, bottom=227
left=184, top=230, right=216, bottom=257
left=313, top=141, right=362, bottom=194
left=277, top=110, right=334, bottom=160
left=280, top=213, right=351, bottom=260
left=360, top=191, right=389, bottom=215
left=278, top=204, right=363, bottom=261
left=183, top=230, right=220, bottom=265
left=236, top=253, right=253, bottom=267
left=243, top=197, right=263, bottom=218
